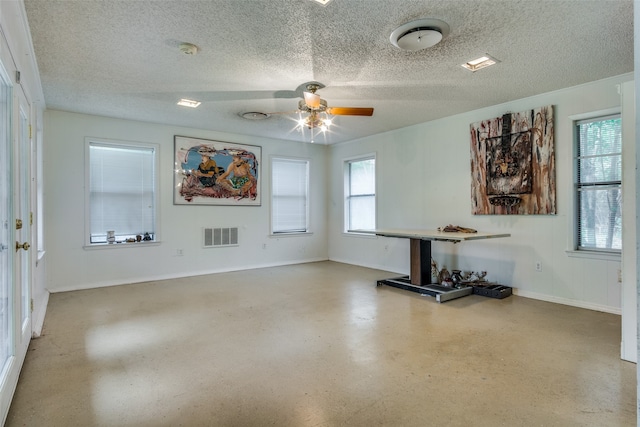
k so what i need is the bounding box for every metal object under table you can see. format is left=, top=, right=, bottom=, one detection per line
left=353, top=228, right=511, bottom=303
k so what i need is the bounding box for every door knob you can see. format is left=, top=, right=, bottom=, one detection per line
left=15, top=242, right=30, bottom=251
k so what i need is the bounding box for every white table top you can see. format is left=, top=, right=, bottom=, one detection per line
left=350, top=228, right=511, bottom=242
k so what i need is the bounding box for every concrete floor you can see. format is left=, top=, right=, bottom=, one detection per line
left=6, top=261, right=636, bottom=426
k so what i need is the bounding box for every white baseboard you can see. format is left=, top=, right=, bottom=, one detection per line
left=48, top=259, right=622, bottom=317
left=513, top=289, right=621, bottom=315
left=49, top=257, right=330, bottom=293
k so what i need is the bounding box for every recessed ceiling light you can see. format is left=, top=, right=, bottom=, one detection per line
left=461, top=55, right=500, bottom=72
left=309, top=0, right=333, bottom=5
left=240, top=112, right=270, bottom=120
left=177, top=98, right=201, bottom=108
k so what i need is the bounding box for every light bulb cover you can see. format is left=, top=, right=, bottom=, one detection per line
left=390, top=18, right=450, bottom=51
left=396, top=28, right=442, bottom=51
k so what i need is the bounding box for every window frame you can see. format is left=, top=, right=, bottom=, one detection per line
left=270, top=156, right=310, bottom=235
left=573, top=113, right=622, bottom=255
left=344, top=153, right=376, bottom=234
left=84, top=137, right=160, bottom=248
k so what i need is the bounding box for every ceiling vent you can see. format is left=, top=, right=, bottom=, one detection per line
left=390, top=18, right=450, bottom=51
left=240, top=112, right=270, bottom=120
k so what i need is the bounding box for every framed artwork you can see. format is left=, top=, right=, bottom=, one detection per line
left=470, top=105, right=556, bottom=215
left=174, top=136, right=261, bottom=205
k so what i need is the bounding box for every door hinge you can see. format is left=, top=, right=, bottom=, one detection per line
left=29, top=124, right=32, bottom=139
left=30, top=212, right=33, bottom=226
left=30, top=298, right=33, bottom=313
left=15, top=70, right=20, bottom=84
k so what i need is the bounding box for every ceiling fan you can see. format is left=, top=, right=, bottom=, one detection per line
left=266, top=82, right=374, bottom=131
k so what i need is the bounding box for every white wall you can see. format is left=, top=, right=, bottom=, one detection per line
left=44, top=111, right=329, bottom=292
left=329, top=73, right=633, bottom=315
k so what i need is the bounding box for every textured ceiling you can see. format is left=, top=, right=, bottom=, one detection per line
left=24, top=0, right=633, bottom=144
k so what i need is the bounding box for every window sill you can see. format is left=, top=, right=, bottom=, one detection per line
left=83, top=241, right=161, bottom=250
left=565, top=249, right=621, bottom=262
left=269, top=231, right=313, bottom=237
left=344, top=230, right=377, bottom=238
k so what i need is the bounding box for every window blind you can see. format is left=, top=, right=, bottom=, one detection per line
left=89, top=142, right=156, bottom=243
left=575, top=116, right=622, bottom=251
left=272, top=158, right=308, bottom=233
left=347, top=158, right=375, bottom=230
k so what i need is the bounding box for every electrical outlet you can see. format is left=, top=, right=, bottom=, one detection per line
left=618, top=269, right=622, bottom=283
left=262, top=243, right=267, bottom=249
left=535, top=261, right=542, bottom=272
left=175, top=248, right=184, bottom=256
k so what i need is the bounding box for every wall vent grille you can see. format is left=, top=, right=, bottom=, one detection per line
left=203, top=227, right=238, bottom=248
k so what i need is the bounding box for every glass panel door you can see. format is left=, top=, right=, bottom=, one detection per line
left=0, top=51, right=17, bottom=423
left=0, top=28, right=33, bottom=423
left=0, top=53, right=11, bottom=384
left=16, top=89, right=31, bottom=340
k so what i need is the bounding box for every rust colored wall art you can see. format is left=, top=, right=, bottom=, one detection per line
left=470, top=105, right=555, bottom=214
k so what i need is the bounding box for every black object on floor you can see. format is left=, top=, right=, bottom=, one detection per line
left=471, top=283, right=512, bottom=299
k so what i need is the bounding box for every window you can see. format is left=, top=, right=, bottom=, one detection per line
left=575, top=115, right=622, bottom=252
left=86, top=139, right=158, bottom=245
left=271, top=157, right=309, bottom=233
left=345, top=156, right=376, bottom=231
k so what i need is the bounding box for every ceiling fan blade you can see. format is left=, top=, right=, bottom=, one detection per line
left=303, top=91, right=322, bottom=109
left=262, top=110, right=299, bottom=115
left=326, top=107, right=374, bottom=116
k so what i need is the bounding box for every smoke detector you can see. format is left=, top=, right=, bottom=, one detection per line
left=390, top=18, right=450, bottom=51
left=179, top=42, right=199, bottom=55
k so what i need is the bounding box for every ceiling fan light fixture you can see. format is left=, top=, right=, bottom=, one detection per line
left=390, top=18, right=450, bottom=51
left=304, top=91, right=322, bottom=109
left=298, top=98, right=327, bottom=112
left=299, top=110, right=332, bottom=130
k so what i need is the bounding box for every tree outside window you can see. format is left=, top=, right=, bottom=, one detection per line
left=575, top=115, right=621, bottom=252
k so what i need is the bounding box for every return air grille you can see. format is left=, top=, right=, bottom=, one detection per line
left=203, top=227, right=238, bottom=248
